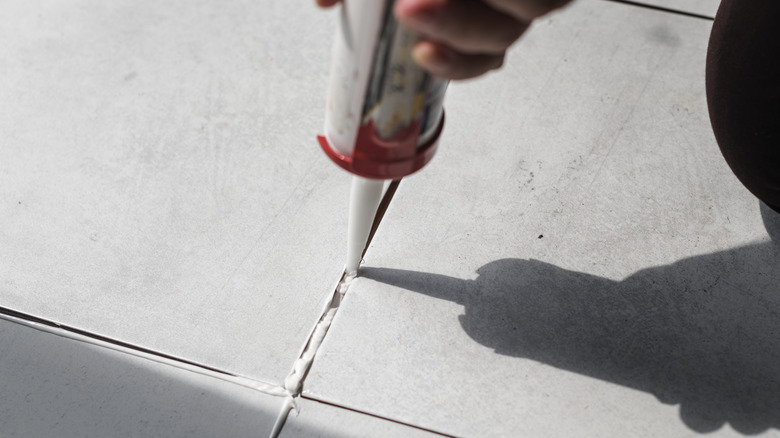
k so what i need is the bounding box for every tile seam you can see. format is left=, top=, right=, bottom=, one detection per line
left=301, top=395, right=460, bottom=438
left=270, top=179, right=403, bottom=437
left=600, top=0, right=715, bottom=20
left=269, top=272, right=351, bottom=438
left=0, top=309, right=286, bottom=397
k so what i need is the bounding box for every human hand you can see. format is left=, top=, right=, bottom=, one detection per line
left=316, top=0, right=572, bottom=80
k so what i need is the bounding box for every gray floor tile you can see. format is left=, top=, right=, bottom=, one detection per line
left=279, top=398, right=445, bottom=438
left=304, top=1, right=780, bottom=437
left=0, top=317, right=283, bottom=438
left=0, top=1, right=346, bottom=384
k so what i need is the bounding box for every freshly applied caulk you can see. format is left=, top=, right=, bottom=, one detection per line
left=317, top=0, right=448, bottom=276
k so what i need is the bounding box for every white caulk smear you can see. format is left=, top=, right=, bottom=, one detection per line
left=346, top=176, right=384, bottom=275
left=283, top=272, right=353, bottom=395
left=270, top=272, right=356, bottom=438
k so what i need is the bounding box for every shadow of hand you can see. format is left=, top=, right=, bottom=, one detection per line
left=363, top=240, right=780, bottom=434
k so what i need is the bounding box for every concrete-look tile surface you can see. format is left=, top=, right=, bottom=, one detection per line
left=305, top=1, right=780, bottom=437
left=0, top=0, right=346, bottom=384
left=279, top=398, right=445, bottom=438
left=0, top=317, right=282, bottom=438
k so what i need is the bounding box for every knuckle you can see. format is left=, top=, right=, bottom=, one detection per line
left=500, top=23, right=526, bottom=47
left=530, top=0, right=573, bottom=15
left=491, top=54, right=506, bottom=71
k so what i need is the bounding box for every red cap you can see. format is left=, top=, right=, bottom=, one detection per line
left=318, top=112, right=444, bottom=180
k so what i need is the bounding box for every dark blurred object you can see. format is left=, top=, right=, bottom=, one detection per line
left=707, top=0, right=780, bottom=210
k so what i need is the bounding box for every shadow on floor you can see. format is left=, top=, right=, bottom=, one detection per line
left=0, top=320, right=281, bottom=438
left=363, top=203, right=780, bottom=435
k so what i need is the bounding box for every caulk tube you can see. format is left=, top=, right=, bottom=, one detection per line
left=317, top=0, right=448, bottom=180
left=345, top=176, right=384, bottom=275
left=317, top=0, right=448, bottom=275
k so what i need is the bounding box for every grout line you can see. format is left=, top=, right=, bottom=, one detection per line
left=270, top=179, right=403, bottom=438
left=301, top=395, right=460, bottom=438
left=600, top=0, right=715, bottom=20
left=269, top=271, right=350, bottom=438
left=0, top=308, right=286, bottom=397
